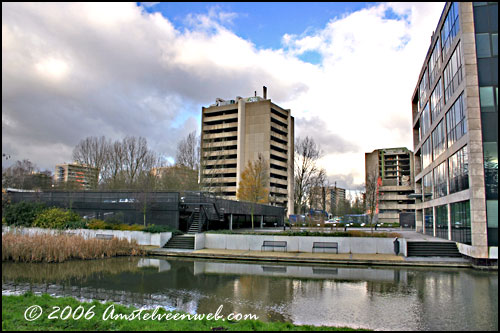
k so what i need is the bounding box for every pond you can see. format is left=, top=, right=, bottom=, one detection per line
left=2, top=257, right=498, bottom=330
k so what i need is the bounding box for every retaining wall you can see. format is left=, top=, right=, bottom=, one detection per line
left=199, top=233, right=402, bottom=255
left=2, top=226, right=172, bottom=247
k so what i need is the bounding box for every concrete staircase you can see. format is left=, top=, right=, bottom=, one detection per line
left=406, top=241, right=462, bottom=257
left=163, top=235, right=195, bottom=250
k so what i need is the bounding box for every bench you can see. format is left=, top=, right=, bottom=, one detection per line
left=96, top=234, right=114, bottom=240
left=261, top=240, right=287, bottom=252
left=312, top=242, right=338, bottom=253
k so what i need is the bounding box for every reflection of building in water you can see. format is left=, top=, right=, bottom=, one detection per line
left=193, top=261, right=406, bottom=283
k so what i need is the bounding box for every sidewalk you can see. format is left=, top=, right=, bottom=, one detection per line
left=146, top=247, right=472, bottom=268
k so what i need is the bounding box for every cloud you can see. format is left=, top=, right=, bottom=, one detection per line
left=295, top=116, right=359, bottom=155
left=2, top=2, right=445, bottom=190
left=327, top=173, right=365, bottom=192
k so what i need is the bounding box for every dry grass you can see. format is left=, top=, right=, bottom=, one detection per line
left=2, top=257, right=141, bottom=283
left=2, top=233, right=145, bottom=263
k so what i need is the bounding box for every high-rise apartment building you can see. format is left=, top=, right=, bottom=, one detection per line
left=365, top=148, right=415, bottom=224
left=411, top=2, right=497, bottom=260
left=200, top=87, right=294, bottom=215
left=309, top=185, right=346, bottom=215
left=54, top=163, right=98, bottom=190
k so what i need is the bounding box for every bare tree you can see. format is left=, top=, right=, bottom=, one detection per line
left=199, top=136, right=232, bottom=196
left=365, top=171, right=380, bottom=234
left=156, top=165, right=200, bottom=191
left=73, top=136, right=110, bottom=187
left=175, top=131, right=200, bottom=171
left=2, top=159, right=49, bottom=190
left=294, top=136, right=323, bottom=214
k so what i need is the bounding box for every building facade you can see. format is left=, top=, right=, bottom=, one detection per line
left=309, top=185, right=346, bottom=215
left=411, top=2, right=497, bottom=259
left=54, top=163, right=98, bottom=190
left=365, top=148, right=415, bottom=224
left=200, top=87, right=295, bottom=215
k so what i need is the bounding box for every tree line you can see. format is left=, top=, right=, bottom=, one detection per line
left=2, top=133, right=368, bottom=217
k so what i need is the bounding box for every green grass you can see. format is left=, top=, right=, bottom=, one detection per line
left=2, top=293, right=368, bottom=331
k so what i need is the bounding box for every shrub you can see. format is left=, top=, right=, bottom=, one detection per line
left=64, top=219, right=88, bottom=229
left=112, top=224, right=144, bottom=231
left=103, top=212, right=125, bottom=225
left=2, top=201, right=47, bottom=227
left=142, top=224, right=181, bottom=234
left=32, top=208, right=83, bottom=229
left=87, top=219, right=108, bottom=230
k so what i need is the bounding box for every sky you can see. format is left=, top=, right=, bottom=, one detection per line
left=2, top=2, right=446, bottom=191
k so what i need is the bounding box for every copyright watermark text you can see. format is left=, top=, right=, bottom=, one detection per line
left=24, top=304, right=258, bottom=322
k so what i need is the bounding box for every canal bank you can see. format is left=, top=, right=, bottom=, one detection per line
left=145, top=247, right=475, bottom=269
left=3, top=256, right=497, bottom=330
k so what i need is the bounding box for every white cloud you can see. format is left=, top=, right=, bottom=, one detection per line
left=2, top=2, right=445, bottom=189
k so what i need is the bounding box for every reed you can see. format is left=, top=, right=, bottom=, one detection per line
left=2, top=233, right=144, bottom=263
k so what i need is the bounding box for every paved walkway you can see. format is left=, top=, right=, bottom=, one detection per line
left=147, top=247, right=472, bottom=268
left=145, top=229, right=474, bottom=268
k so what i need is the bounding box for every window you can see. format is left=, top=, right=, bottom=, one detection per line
left=432, top=120, right=446, bottom=160
left=422, top=138, right=432, bottom=170
left=483, top=142, right=498, bottom=200
left=423, top=172, right=433, bottom=201
left=441, top=2, right=460, bottom=56
left=449, top=145, right=469, bottom=194
left=476, top=33, right=492, bottom=58
left=434, top=161, right=447, bottom=198
left=476, top=33, right=498, bottom=58
left=430, top=79, right=443, bottom=122
left=444, top=42, right=463, bottom=103
left=492, top=33, right=498, bottom=56
left=428, top=41, right=441, bottom=87
left=446, top=93, right=467, bottom=147
left=451, top=201, right=471, bottom=244
left=436, top=204, right=449, bottom=240
left=424, top=207, right=434, bottom=236
left=419, top=69, right=429, bottom=109
left=420, top=103, right=431, bottom=140
left=479, top=86, right=498, bottom=112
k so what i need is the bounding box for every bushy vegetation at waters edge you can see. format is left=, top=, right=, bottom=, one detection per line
left=2, top=233, right=144, bottom=263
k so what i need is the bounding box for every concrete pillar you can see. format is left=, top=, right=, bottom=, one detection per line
left=260, top=215, right=263, bottom=229
left=236, top=99, right=246, bottom=194
left=447, top=203, right=452, bottom=241
left=230, top=214, right=233, bottom=231
left=432, top=206, right=436, bottom=237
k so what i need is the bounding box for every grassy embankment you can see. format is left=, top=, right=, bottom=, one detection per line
left=2, top=293, right=369, bottom=331
left=2, top=233, right=144, bottom=263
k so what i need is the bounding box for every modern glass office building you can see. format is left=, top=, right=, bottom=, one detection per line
left=411, top=2, right=497, bottom=260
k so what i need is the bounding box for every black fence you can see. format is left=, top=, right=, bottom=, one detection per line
left=7, top=190, right=285, bottom=230
left=8, top=191, right=180, bottom=229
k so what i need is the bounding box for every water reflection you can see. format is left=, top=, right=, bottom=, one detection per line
left=2, top=257, right=497, bottom=331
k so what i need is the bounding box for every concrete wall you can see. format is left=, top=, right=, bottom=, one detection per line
left=199, top=233, right=401, bottom=255
left=2, top=226, right=172, bottom=247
